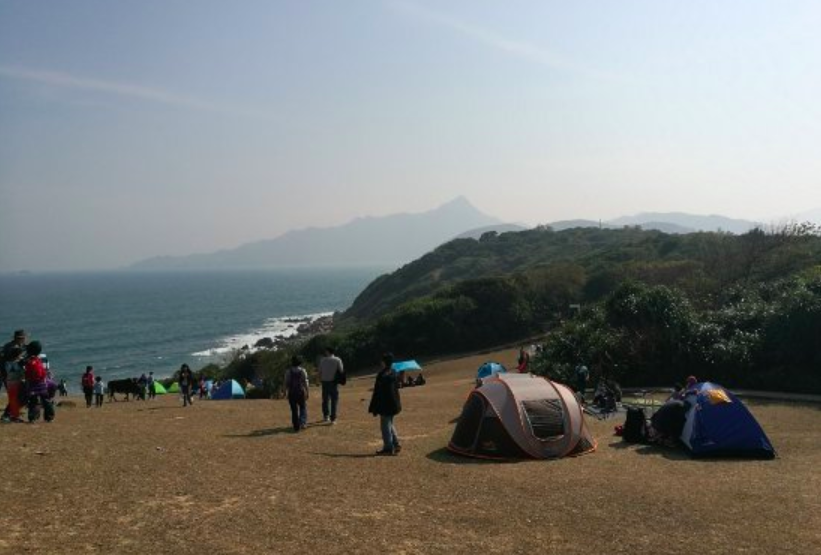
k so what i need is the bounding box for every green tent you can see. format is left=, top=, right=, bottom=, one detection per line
left=167, top=382, right=180, bottom=393
left=152, top=382, right=168, bottom=395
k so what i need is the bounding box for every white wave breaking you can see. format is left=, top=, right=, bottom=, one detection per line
left=190, top=312, right=333, bottom=358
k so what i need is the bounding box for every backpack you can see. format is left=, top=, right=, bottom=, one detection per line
left=82, top=373, right=94, bottom=388
left=287, top=368, right=306, bottom=400
left=623, top=407, right=648, bottom=444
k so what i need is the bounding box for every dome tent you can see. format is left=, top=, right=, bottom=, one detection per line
left=449, top=373, right=596, bottom=460
left=167, top=382, right=180, bottom=393
left=152, top=381, right=168, bottom=395
left=211, top=379, right=245, bottom=400
left=477, top=361, right=507, bottom=381
left=680, top=382, right=775, bottom=458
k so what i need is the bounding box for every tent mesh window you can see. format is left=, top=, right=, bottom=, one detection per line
left=475, top=417, right=531, bottom=458
left=451, top=394, right=486, bottom=450
left=521, top=399, right=565, bottom=440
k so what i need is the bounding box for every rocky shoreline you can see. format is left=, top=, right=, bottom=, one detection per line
left=250, top=314, right=335, bottom=351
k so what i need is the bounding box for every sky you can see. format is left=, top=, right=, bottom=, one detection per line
left=1, top=0, right=820, bottom=272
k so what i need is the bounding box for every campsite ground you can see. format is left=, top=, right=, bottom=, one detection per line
left=2, top=350, right=820, bottom=555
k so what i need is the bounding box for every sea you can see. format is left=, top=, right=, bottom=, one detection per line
left=0, top=267, right=391, bottom=385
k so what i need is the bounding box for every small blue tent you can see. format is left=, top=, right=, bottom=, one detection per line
left=392, top=360, right=422, bottom=373
left=477, top=362, right=507, bottom=381
left=211, top=379, right=245, bottom=400
left=680, top=382, right=775, bottom=458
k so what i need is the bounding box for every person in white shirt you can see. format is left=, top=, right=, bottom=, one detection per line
left=317, top=347, right=344, bottom=423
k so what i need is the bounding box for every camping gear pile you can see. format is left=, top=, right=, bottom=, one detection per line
left=621, top=381, right=775, bottom=459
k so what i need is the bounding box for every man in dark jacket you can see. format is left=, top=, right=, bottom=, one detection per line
left=368, top=352, right=402, bottom=456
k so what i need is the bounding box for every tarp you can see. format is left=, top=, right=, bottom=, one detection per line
left=392, top=360, right=422, bottom=373
left=477, top=361, right=507, bottom=380
left=211, top=379, right=245, bottom=400
left=167, top=382, right=180, bottom=393
left=152, top=382, right=168, bottom=395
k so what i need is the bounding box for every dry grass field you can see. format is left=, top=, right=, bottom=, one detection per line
left=2, top=349, right=820, bottom=554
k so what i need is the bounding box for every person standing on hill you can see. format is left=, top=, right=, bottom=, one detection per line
left=24, top=341, right=54, bottom=423
left=2, top=329, right=27, bottom=421
left=368, top=352, right=402, bottom=456
left=81, top=366, right=95, bottom=408
left=517, top=347, right=530, bottom=373
left=147, top=372, right=156, bottom=400
left=318, top=347, right=344, bottom=424
left=575, top=362, right=589, bottom=401
left=179, top=364, right=194, bottom=407
left=284, top=355, right=309, bottom=432
left=93, top=376, right=105, bottom=408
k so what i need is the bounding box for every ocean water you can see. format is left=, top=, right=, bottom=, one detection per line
left=0, top=267, right=389, bottom=384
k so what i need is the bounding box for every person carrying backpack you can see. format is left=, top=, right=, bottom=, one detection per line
left=25, top=341, right=55, bottom=423
left=284, top=355, right=309, bottom=432
left=81, top=366, right=95, bottom=408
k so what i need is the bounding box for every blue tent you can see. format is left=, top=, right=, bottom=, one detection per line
left=210, top=379, right=246, bottom=400
left=392, top=360, right=422, bottom=373
left=680, top=382, right=775, bottom=458
left=477, top=362, right=507, bottom=381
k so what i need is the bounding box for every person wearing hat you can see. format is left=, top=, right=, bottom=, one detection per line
left=24, top=341, right=54, bottom=423
left=1, top=330, right=28, bottom=423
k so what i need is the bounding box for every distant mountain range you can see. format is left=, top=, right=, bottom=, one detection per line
left=129, top=198, right=821, bottom=271
left=129, top=197, right=501, bottom=271
left=546, top=213, right=760, bottom=234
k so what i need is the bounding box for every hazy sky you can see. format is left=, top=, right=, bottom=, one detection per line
left=2, top=0, right=820, bottom=271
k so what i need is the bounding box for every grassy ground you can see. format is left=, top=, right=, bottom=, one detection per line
left=2, top=349, right=820, bottom=554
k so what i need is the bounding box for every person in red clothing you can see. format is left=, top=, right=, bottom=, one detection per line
left=81, top=366, right=95, bottom=408
left=24, top=341, right=55, bottom=423
left=517, top=347, right=530, bottom=373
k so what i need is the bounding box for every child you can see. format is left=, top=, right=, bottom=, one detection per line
left=94, top=376, right=105, bottom=408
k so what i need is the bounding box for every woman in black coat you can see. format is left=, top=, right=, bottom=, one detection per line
left=368, top=352, right=402, bottom=456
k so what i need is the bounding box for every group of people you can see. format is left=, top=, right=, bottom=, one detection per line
left=1, top=330, right=57, bottom=423
left=3, top=330, right=404, bottom=456
left=284, top=347, right=403, bottom=455
left=79, top=366, right=106, bottom=408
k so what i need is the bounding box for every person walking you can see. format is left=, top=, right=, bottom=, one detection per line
left=368, top=352, right=402, bottom=456
left=318, top=347, right=344, bottom=423
left=284, top=355, right=309, bottom=432
left=179, top=364, right=194, bottom=407
left=93, top=376, right=105, bottom=408
left=81, top=366, right=95, bottom=408
left=147, top=372, right=156, bottom=400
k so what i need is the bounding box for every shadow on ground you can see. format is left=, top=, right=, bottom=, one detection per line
left=223, top=427, right=294, bottom=438
left=309, top=452, right=376, bottom=459
left=426, top=447, right=521, bottom=465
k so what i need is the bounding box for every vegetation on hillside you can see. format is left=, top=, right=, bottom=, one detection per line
left=207, top=223, right=821, bottom=395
